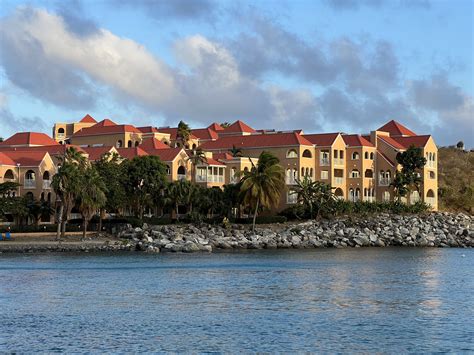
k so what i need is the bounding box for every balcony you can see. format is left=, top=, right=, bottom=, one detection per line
left=196, top=175, right=224, bottom=183
left=379, top=178, right=391, bottom=186
left=24, top=179, right=36, bottom=189
left=334, top=177, right=344, bottom=185
left=334, top=158, right=344, bottom=166
left=286, top=177, right=297, bottom=185
left=42, top=180, right=51, bottom=189
left=320, top=158, right=330, bottom=166
left=177, top=174, right=187, bottom=181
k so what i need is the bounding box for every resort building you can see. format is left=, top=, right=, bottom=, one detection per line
left=1, top=116, right=439, bottom=224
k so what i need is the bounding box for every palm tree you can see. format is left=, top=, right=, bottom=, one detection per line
left=26, top=199, right=54, bottom=227
left=77, top=166, right=107, bottom=239
left=165, top=180, right=195, bottom=220
left=177, top=120, right=191, bottom=148
left=52, top=147, right=87, bottom=239
left=187, top=147, right=207, bottom=182
left=240, top=151, right=285, bottom=232
left=293, top=175, right=317, bottom=218
left=229, top=145, right=243, bottom=158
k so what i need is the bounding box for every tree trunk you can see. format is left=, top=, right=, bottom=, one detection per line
left=56, top=203, right=64, bottom=240
left=82, top=218, right=87, bottom=240
left=175, top=202, right=179, bottom=221
left=98, top=208, right=103, bottom=232
left=252, top=199, right=259, bottom=233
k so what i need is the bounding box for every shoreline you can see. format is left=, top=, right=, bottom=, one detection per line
left=0, top=212, right=472, bottom=254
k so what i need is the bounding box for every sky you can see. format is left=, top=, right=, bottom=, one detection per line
left=0, top=0, right=472, bottom=147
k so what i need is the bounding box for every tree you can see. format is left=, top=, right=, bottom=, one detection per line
left=122, top=156, right=167, bottom=219
left=77, top=166, right=107, bottom=239
left=240, top=151, right=285, bottom=232
left=223, top=183, right=242, bottom=218
left=0, top=181, right=19, bottom=195
left=95, top=152, right=127, bottom=230
left=293, top=177, right=337, bottom=219
left=26, top=199, right=54, bottom=227
left=51, top=147, right=87, bottom=238
left=165, top=179, right=196, bottom=220
left=229, top=145, right=243, bottom=158
left=220, top=122, right=231, bottom=128
left=0, top=137, right=3, bottom=142
left=187, top=147, right=207, bottom=182
left=456, top=141, right=465, bottom=150
left=390, top=145, right=427, bottom=202
left=177, top=120, right=191, bottom=147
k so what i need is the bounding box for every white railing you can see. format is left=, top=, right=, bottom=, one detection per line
left=334, top=177, right=344, bottom=185
left=24, top=179, right=36, bottom=189
left=286, top=178, right=297, bottom=185
left=334, top=159, right=344, bottom=166
left=196, top=175, right=224, bottom=183
left=426, top=197, right=436, bottom=206
left=320, top=158, right=330, bottom=166
left=196, top=175, right=207, bottom=182
left=177, top=174, right=186, bottom=181
left=379, top=178, right=391, bottom=186
left=364, top=197, right=375, bottom=202
left=42, top=180, right=51, bottom=189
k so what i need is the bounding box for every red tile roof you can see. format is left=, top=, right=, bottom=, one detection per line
left=2, top=150, right=50, bottom=166
left=73, top=120, right=141, bottom=137
left=82, top=146, right=115, bottom=161
left=191, top=128, right=219, bottom=141
left=140, top=138, right=170, bottom=152
left=222, top=120, right=256, bottom=133
left=378, top=135, right=406, bottom=150
left=342, top=134, right=375, bottom=147
left=302, top=133, right=339, bottom=146
left=137, top=126, right=159, bottom=133
left=200, top=132, right=313, bottom=150
left=0, top=132, right=59, bottom=147
left=149, top=147, right=185, bottom=162
left=377, top=120, right=416, bottom=137
left=208, top=123, right=224, bottom=131
left=0, top=152, right=16, bottom=166
left=117, top=147, right=148, bottom=160
left=79, top=114, right=97, bottom=124
left=213, top=152, right=234, bottom=160
left=392, top=135, right=431, bottom=148
left=157, top=127, right=198, bottom=140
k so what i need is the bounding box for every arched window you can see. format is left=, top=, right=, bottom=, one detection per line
left=292, top=168, right=298, bottom=180
left=364, top=188, right=368, bottom=197
left=4, top=169, right=14, bottom=180
left=364, top=152, right=369, bottom=159
left=43, top=171, right=50, bottom=180
left=302, top=149, right=312, bottom=158
left=164, top=141, right=169, bottom=145
left=243, top=167, right=249, bottom=173
left=286, top=168, right=292, bottom=183
left=127, top=140, right=132, bottom=147
left=177, top=166, right=186, bottom=174
left=383, top=191, right=390, bottom=202
left=40, top=192, right=45, bottom=201
left=165, top=165, right=171, bottom=175
left=58, top=127, right=65, bottom=134
left=427, top=189, right=435, bottom=198
left=411, top=191, right=420, bottom=204
left=47, top=192, right=51, bottom=203
left=310, top=168, right=313, bottom=177
left=192, top=144, right=197, bottom=150
left=335, top=188, right=344, bottom=199
left=429, top=171, right=435, bottom=179
left=364, top=169, right=373, bottom=178
left=185, top=144, right=190, bottom=149
left=349, top=188, right=354, bottom=202
left=116, top=140, right=123, bottom=148
left=301, top=167, right=304, bottom=177
left=176, top=142, right=181, bottom=148
left=355, top=188, right=361, bottom=201
left=351, top=169, right=360, bottom=178
left=135, top=141, right=139, bottom=147
left=370, top=152, right=374, bottom=159
left=352, top=152, right=359, bottom=160
left=286, top=149, right=298, bottom=158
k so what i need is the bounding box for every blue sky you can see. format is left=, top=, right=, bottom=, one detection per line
left=0, top=0, right=472, bottom=146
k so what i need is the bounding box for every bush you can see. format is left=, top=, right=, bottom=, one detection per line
left=279, top=205, right=310, bottom=220
left=233, top=216, right=287, bottom=224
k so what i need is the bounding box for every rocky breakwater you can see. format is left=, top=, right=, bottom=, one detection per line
left=118, top=212, right=473, bottom=253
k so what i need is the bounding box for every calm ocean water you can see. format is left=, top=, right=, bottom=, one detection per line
left=0, top=248, right=473, bottom=353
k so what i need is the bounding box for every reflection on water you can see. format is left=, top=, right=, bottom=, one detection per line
left=0, top=248, right=473, bottom=352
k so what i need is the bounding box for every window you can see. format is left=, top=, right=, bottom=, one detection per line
left=351, top=169, right=360, bottom=178
left=287, top=190, right=298, bottom=204
left=370, top=152, right=374, bottom=160
left=364, top=169, right=373, bottom=178
left=352, top=152, right=359, bottom=160
left=165, top=165, right=171, bottom=175
left=364, top=152, right=369, bottom=159
left=383, top=191, right=390, bottom=202
left=116, top=140, right=123, bottom=148
left=302, top=149, right=312, bottom=158
left=429, top=171, right=436, bottom=179
left=135, top=141, right=139, bottom=147
left=4, top=169, right=14, bottom=180
left=58, top=127, right=65, bottom=135
left=334, top=150, right=338, bottom=158
left=321, top=170, right=329, bottom=179
left=127, top=140, right=132, bottom=147
left=286, top=149, right=298, bottom=158
left=339, top=150, right=344, bottom=159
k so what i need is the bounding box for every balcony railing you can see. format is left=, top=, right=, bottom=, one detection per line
left=196, top=175, right=207, bottom=182
left=24, top=179, right=36, bottom=189
left=426, top=197, right=436, bottom=206
left=177, top=174, right=187, bottom=181
left=320, top=158, right=330, bottom=166
left=286, top=177, right=297, bottom=185
left=42, top=180, right=51, bottom=189
left=379, top=178, right=391, bottom=186
left=196, top=175, right=224, bottom=183
left=334, top=177, right=344, bottom=185
left=334, top=158, right=344, bottom=166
